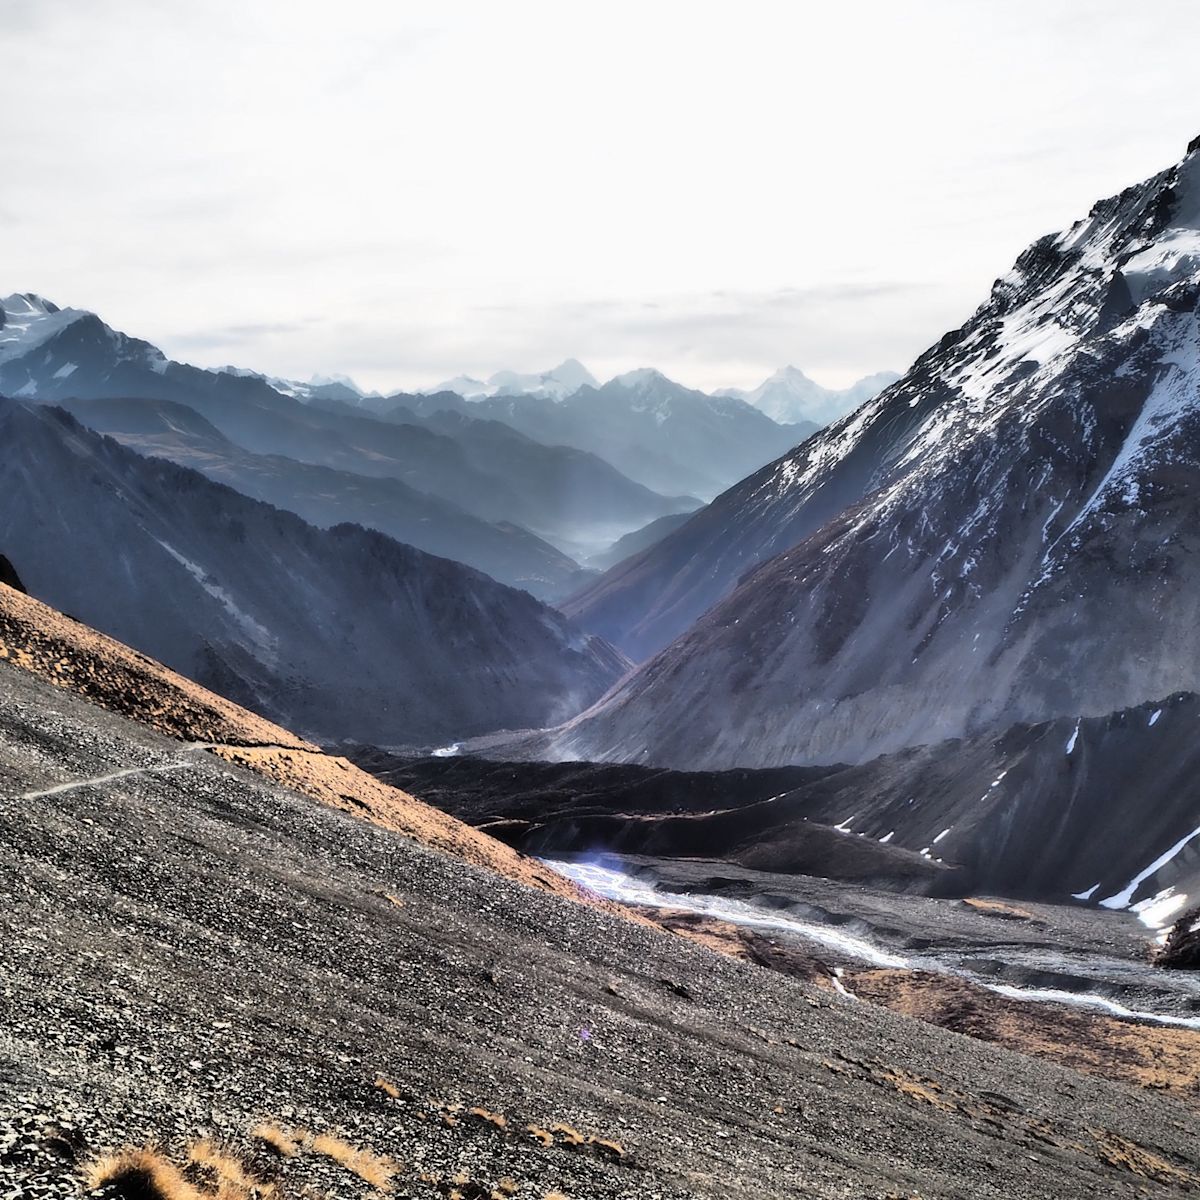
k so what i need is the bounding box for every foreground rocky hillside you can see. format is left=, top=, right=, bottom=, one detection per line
left=0, top=402, right=628, bottom=747
left=3, top=592, right=1200, bottom=1199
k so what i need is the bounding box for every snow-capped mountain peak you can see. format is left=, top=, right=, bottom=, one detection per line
left=0, top=293, right=88, bottom=367
left=722, top=364, right=900, bottom=425
left=422, top=359, right=598, bottom=401
left=609, top=367, right=670, bottom=390
left=213, top=366, right=378, bottom=403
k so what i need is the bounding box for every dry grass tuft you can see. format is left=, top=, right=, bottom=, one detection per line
left=186, top=1139, right=274, bottom=1199
left=1090, top=1129, right=1200, bottom=1186
left=466, top=1107, right=507, bottom=1130
left=83, top=1147, right=203, bottom=1200
left=526, top=1125, right=554, bottom=1148
left=584, top=1135, right=625, bottom=1161
left=373, top=1076, right=401, bottom=1099
left=309, top=1132, right=399, bottom=1191
left=250, top=1125, right=300, bottom=1158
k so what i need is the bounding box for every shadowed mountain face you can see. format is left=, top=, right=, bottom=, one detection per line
left=0, top=399, right=629, bottom=746
left=548, top=139, right=1200, bottom=769
left=0, top=296, right=691, bottom=562
left=56, top=396, right=587, bottom=601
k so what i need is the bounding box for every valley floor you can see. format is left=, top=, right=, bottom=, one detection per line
left=547, top=854, right=1200, bottom=1107
left=3, top=662, right=1200, bottom=1198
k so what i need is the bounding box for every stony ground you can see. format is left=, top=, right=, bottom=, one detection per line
left=3, top=662, right=1200, bottom=1199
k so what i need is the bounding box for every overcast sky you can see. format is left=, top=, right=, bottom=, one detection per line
left=4, top=1, right=1200, bottom=393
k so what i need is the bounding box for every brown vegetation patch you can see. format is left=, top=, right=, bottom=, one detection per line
left=249, top=1124, right=300, bottom=1158
left=848, top=968, right=1200, bottom=1106
left=874, top=1066, right=955, bottom=1112
left=186, top=1139, right=277, bottom=1198
left=84, top=1140, right=282, bottom=1200
left=0, top=583, right=311, bottom=749
left=649, top=908, right=835, bottom=988
left=961, top=897, right=1037, bottom=922
left=308, top=1132, right=398, bottom=1190
left=1090, top=1129, right=1200, bottom=1187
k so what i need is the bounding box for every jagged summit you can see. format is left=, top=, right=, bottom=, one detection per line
left=609, top=366, right=670, bottom=389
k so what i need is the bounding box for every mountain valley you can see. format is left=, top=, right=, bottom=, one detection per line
left=7, top=65, right=1200, bottom=1200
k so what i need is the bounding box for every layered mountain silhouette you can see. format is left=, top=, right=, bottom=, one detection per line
left=0, top=295, right=693, bottom=570
left=543, top=138, right=1200, bottom=786
left=396, top=368, right=812, bottom=500
left=58, top=396, right=589, bottom=599
left=0, top=399, right=628, bottom=746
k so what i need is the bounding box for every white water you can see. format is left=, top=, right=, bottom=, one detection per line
left=982, top=983, right=1200, bottom=1030
left=549, top=858, right=908, bottom=968
left=548, top=856, right=1200, bottom=1029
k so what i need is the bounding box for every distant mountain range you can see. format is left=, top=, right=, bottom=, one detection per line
left=421, top=358, right=598, bottom=401
left=0, top=291, right=896, bottom=573
left=0, top=288, right=896, bottom=775
left=58, top=395, right=588, bottom=598
left=717, top=366, right=902, bottom=426
left=0, top=398, right=628, bottom=747
left=0, top=294, right=700, bottom=578
left=394, top=369, right=813, bottom=501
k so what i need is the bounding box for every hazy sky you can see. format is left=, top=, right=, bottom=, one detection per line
left=5, top=1, right=1200, bottom=393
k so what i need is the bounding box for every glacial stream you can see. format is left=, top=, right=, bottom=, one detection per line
left=546, top=856, right=1200, bottom=1030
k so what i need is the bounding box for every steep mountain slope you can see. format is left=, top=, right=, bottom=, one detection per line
left=554, top=138, right=1200, bottom=745
left=58, top=396, right=585, bottom=599
left=407, top=369, right=805, bottom=499
left=719, top=365, right=901, bottom=425
left=0, top=399, right=627, bottom=745
left=0, top=295, right=686, bottom=554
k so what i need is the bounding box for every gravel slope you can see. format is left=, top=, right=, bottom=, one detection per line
left=3, top=660, right=1200, bottom=1199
